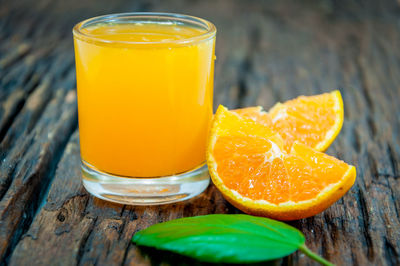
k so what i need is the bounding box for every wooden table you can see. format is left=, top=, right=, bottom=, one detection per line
left=1, top=0, right=399, bottom=265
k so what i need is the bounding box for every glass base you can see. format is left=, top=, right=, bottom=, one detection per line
left=81, top=161, right=210, bottom=205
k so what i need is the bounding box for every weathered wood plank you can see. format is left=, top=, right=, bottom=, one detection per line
left=8, top=133, right=236, bottom=266
left=0, top=88, right=77, bottom=262
left=1, top=0, right=400, bottom=265
left=240, top=4, right=357, bottom=265
left=223, top=1, right=400, bottom=265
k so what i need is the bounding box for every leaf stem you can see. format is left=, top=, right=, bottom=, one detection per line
left=299, top=244, right=334, bottom=266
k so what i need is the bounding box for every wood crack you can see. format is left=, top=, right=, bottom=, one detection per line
left=0, top=91, right=26, bottom=142
left=0, top=43, right=31, bottom=70
left=120, top=242, right=132, bottom=266
left=351, top=125, right=362, bottom=152
left=76, top=217, right=98, bottom=266
left=354, top=49, right=375, bottom=112
left=357, top=188, right=374, bottom=261
left=385, top=144, right=400, bottom=221
left=384, top=237, right=399, bottom=266
left=387, top=144, right=399, bottom=176
left=377, top=173, right=400, bottom=178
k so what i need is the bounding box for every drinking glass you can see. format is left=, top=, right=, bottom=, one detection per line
left=73, top=13, right=216, bottom=205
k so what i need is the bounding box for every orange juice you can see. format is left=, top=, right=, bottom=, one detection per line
left=74, top=22, right=215, bottom=177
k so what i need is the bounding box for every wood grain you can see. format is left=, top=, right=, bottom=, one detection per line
left=0, top=0, right=399, bottom=265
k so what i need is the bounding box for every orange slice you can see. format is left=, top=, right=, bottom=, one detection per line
left=207, top=105, right=356, bottom=221
left=234, top=90, right=344, bottom=152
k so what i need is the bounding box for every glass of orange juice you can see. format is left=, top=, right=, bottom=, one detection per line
left=73, top=13, right=216, bottom=205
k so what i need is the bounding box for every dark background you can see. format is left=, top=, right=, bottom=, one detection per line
left=1, top=0, right=399, bottom=265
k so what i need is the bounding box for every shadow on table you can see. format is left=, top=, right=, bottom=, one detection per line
left=136, top=245, right=282, bottom=266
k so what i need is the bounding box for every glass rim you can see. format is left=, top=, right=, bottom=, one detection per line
left=72, top=12, right=216, bottom=46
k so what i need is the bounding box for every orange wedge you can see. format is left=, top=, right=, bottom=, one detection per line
left=207, top=105, right=356, bottom=221
left=234, top=90, right=344, bottom=152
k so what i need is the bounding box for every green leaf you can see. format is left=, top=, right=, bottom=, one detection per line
left=132, top=214, right=305, bottom=263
